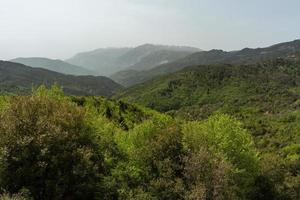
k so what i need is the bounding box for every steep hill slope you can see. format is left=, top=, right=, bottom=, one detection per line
left=66, top=44, right=199, bottom=75
left=11, top=57, right=94, bottom=75
left=113, top=39, right=300, bottom=87
left=116, top=59, right=300, bottom=144
left=117, top=58, right=300, bottom=118
left=0, top=61, right=122, bottom=96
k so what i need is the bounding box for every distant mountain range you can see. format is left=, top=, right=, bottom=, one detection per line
left=66, top=44, right=200, bottom=75
left=0, top=61, right=122, bottom=96
left=10, top=57, right=95, bottom=76
left=2, top=40, right=300, bottom=96
left=111, top=40, right=300, bottom=87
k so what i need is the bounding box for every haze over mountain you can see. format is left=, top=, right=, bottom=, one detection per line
left=10, top=57, right=95, bottom=76
left=0, top=61, right=122, bottom=96
left=2, top=0, right=300, bottom=61
left=111, top=39, right=300, bottom=87
left=66, top=44, right=200, bottom=76
left=126, top=49, right=199, bottom=71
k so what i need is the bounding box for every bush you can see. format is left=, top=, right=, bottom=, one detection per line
left=182, top=114, right=260, bottom=198
left=0, top=193, right=27, bottom=200
left=0, top=92, right=105, bottom=199
left=115, top=123, right=185, bottom=199
left=183, top=149, right=236, bottom=200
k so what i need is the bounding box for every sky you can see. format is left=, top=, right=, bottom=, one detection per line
left=0, top=0, right=299, bottom=60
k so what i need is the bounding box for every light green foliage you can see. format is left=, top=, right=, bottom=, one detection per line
left=0, top=96, right=9, bottom=112
left=32, top=84, right=65, bottom=100
left=116, top=124, right=184, bottom=200
left=283, top=144, right=300, bottom=161
left=115, top=115, right=172, bottom=155
left=182, top=114, right=259, bottom=173
left=182, top=114, right=259, bottom=198
left=70, top=95, right=170, bottom=131
left=0, top=193, right=27, bottom=200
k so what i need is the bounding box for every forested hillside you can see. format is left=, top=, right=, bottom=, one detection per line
left=117, top=59, right=300, bottom=142
left=0, top=61, right=122, bottom=96
left=1, top=86, right=296, bottom=199
left=117, top=58, right=300, bottom=199
left=117, top=59, right=300, bottom=116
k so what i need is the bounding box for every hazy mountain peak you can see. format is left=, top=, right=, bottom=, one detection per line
left=66, top=44, right=200, bottom=76
left=111, top=39, right=300, bottom=87
left=10, top=57, right=94, bottom=76
left=137, top=43, right=157, bottom=48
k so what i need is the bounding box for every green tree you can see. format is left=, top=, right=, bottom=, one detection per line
left=115, top=121, right=185, bottom=199
left=0, top=89, right=105, bottom=199
left=183, top=149, right=236, bottom=200
left=182, top=114, right=260, bottom=199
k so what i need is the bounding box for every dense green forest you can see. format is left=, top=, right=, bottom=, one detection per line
left=116, top=58, right=300, bottom=199
left=0, top=83, right=298, bottom=200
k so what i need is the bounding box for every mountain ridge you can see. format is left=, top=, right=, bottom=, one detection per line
left=66, top=44, right=200, bottom=75
left=10, top=57, right=95, bottom=76
left=0, top=61, right=122, bottom=96
left=111, top=39, right=300, bottom=87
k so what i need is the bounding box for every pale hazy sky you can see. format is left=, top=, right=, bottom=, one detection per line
left=0, top=0, right=299, bottom=60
